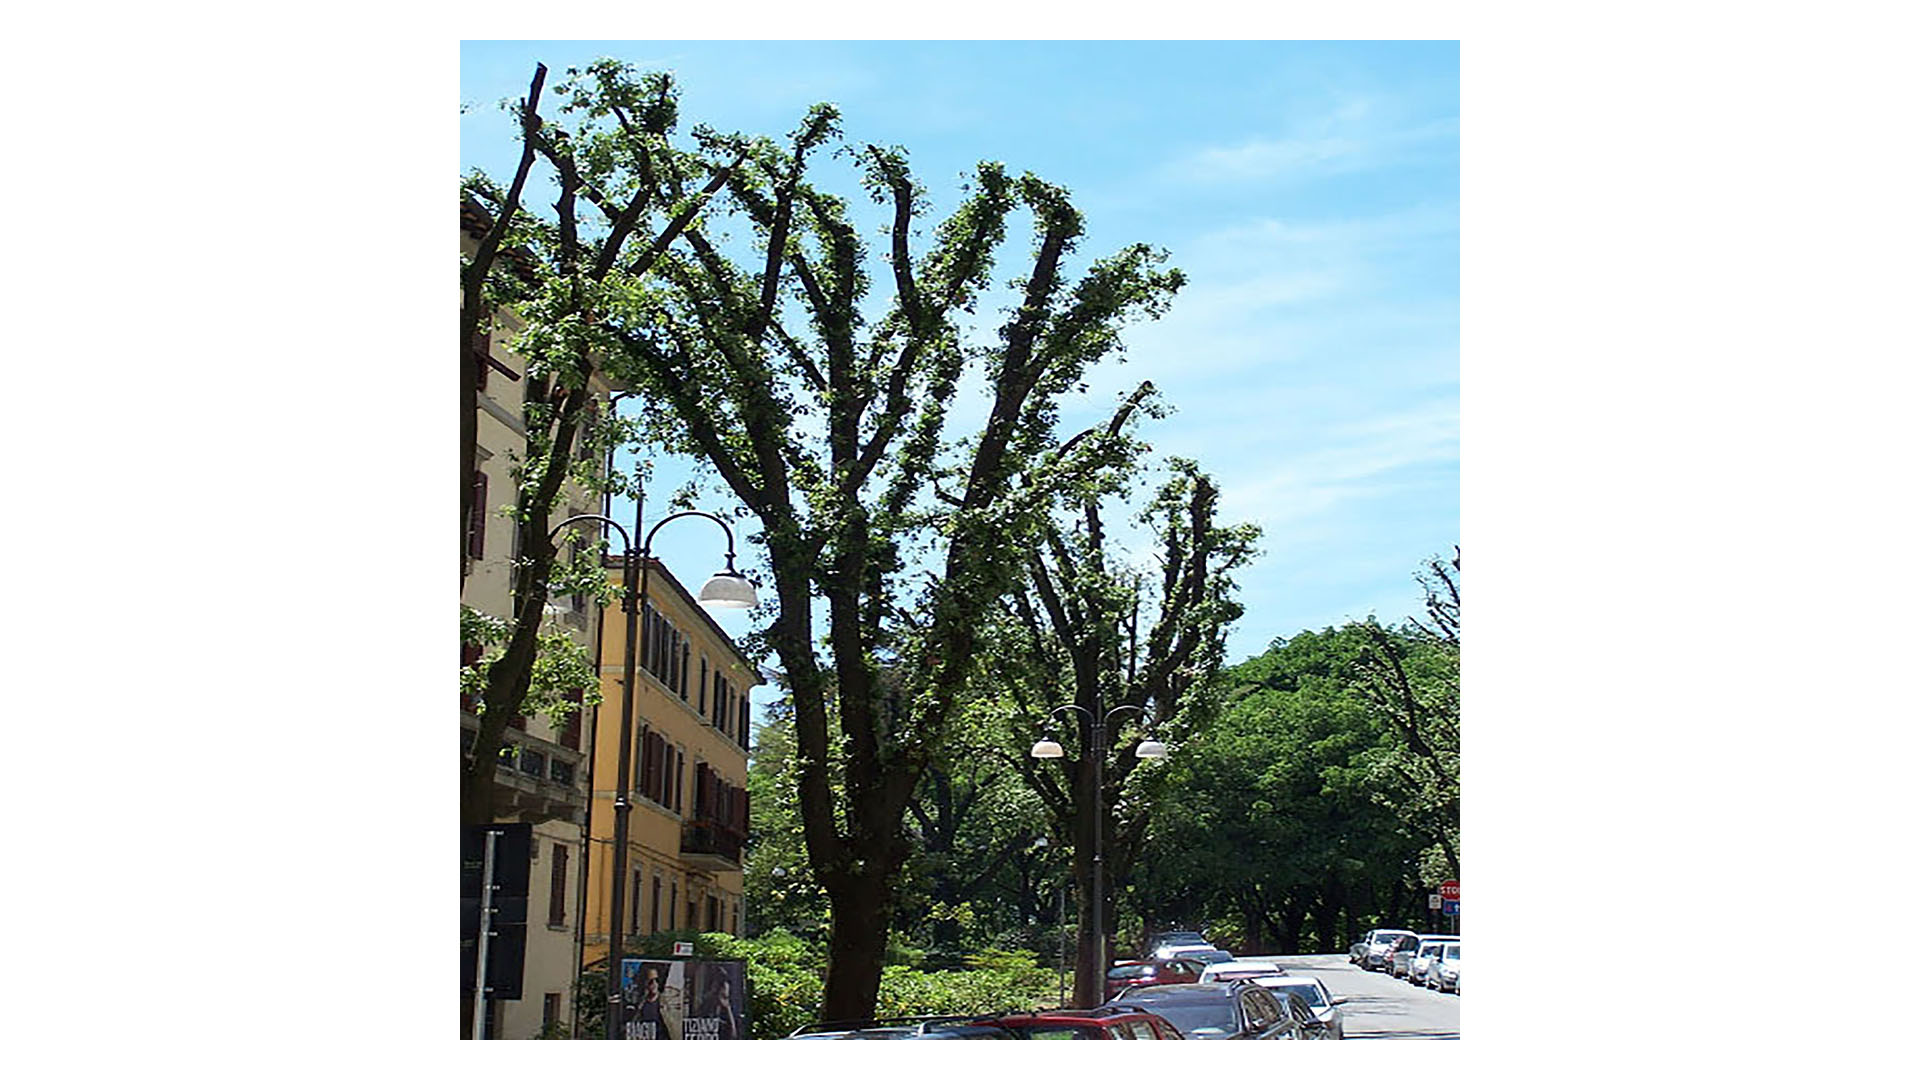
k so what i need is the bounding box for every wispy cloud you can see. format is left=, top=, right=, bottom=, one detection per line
left=1161, top=96, right=1457, bottom=186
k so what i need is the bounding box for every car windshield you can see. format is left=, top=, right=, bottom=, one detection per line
left=1268, top=983, right=1327, bottom=1007
left=1138, top=1002, right=1238, bottom=1035
left=1444, top=944, right=1460, bottom=958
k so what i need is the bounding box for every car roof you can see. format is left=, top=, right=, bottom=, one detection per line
left=1119, top=981, right=1257, bottom=999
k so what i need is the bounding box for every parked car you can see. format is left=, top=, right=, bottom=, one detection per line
left=1407, top=936, right=1458, bottom=984
left=1160, top=945, right=1235, bottom=967
left=1106, top=958, right=1205, bottom=999
left=1111, top=981, right=1308, bottom=1040
left=1198, top=960, right=1285, bottom=982
left=1360, top=928, right=1416, bottom=971
left=1252, top=975, right=1347, bottom=1040
left=1386, top=935, right=1428, bottom=978
left=1426, top=941, right=1461, bottom=993
left=1145, top=930, right=1213, bottom=957
left=786, top=1015, right=1014, bottom=1039
left=990, top=1005, right=1185, bottom=1040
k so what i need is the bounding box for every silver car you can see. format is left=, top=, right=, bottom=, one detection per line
left=1407, top=935, right=1458, bottom=984
left=1361, top=928, right=1416, bottom=972
left=1252, top=975, right=1346, bottom=1039
left=1424, top=941, right=1461, bottom=992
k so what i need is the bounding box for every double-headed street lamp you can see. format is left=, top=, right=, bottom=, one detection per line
left=548, top=504, right=757, bottom=1039
left=1030, top=704, right=1166, bottom=1006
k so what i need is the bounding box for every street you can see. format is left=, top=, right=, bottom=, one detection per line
left=1243, top=954, right=1460, bottom=1040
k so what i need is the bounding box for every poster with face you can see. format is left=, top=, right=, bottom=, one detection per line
left=620, top=959, right=747, bottom=1040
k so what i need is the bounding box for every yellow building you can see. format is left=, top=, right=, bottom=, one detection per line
left=583, top=555, right=760, bottom=966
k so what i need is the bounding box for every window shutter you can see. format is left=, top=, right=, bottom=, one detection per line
left=548, top=844, right=568, bottom=926
left=560, top=688, right=582, bottom=750
left=471, top=330, right=491, bottom=392
left=467, top=470, right=488, bottom=559
left=679, top=641, right=690, bottom=698
left=639, top=732, right=655, bottom=800
left=737, top=697, right=750, bottom=748
left=698, top=658, right=709, bottom=717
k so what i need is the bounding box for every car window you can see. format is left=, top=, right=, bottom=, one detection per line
left=1445, top=944, right=1460, bottom=958
left=1109, top=964, right=1151, bottom=979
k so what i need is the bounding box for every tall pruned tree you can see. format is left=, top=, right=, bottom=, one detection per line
left=983, top=454, right=1259, bottom=1005
left=551, top=64, right=1186, bottom=1019
left=459, top=63, right=748, bottom=830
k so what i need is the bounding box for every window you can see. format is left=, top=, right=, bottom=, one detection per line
left=542, top=992, right=561, bottom=1032
left=737, top=696, right=750, bottom=748
left=707, top=895, right=719, bottom=930
left=467, top=470, right=488, bottom=560
left=651, top=876, right=663, bottom=934
left=548, top=844, right=569, bottom=927
left=668, top=882, right=677, bottom=930
left=550, top=759, right=574, bottom=788
left=698, top=657, right=709, bottom=716
left=519, top=749, right=545, bottom=777
left=679, top=641, right=691, bottom=699
left=559, top=688, right=582, bottom=751
left=632, top=869, right=644, bottom=934
left=471, top=331, right=492, bottom=393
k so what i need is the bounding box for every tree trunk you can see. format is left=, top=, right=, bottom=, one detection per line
left=821, top=867, right=896, bottom=1022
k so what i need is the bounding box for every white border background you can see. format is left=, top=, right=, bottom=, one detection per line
left=9, top=2, right=1916, bottom=1073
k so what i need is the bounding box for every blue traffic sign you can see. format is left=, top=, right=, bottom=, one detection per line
left=1441, top=899, right=1460, bottom=916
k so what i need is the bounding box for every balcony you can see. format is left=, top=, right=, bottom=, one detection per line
left=680, top=819, right=745, bottom=871
left=461, top=715, right=589, bottom=826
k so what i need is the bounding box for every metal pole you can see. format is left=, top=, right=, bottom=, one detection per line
left=1090, top=709, right=1105, bottom=1005
left=1058, top=882, right=1068, bottom=1007
left=471, top=829, right=498, bottom=1041
left=603, top=505, right=643, bottom=1038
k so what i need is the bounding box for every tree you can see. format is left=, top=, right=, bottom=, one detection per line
left=983, top=455, right=1259, bottom=1004
left=564, top=66, right=1186, bottom=1019
left=1352, top=550, right=1461, bottom=881
left=459, top=63, right=747, bottom=829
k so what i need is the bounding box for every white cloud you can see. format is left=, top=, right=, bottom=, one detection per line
left=1164, top=104, right=1458, bottom=186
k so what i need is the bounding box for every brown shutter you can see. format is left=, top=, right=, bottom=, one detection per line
left=471, top=330, right=491, bottom=392
left=548, top=843, right=568, bottom=925
left=560, top=688, right=582, bottom=751
left=467, top=471, right=488, bottom=559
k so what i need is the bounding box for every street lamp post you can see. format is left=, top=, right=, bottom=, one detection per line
left=1030, top=703, right=1166, bottom=1007
left=548, top=505, right=757, bottom=1039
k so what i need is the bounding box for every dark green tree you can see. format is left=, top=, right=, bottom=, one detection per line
left=543, top=60, right=1185, bottom=1020
left=983, top=454, right=1259, bottom=1004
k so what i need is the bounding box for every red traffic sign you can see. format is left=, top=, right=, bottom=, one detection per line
left=1439, top=880, right=1460, bottom=901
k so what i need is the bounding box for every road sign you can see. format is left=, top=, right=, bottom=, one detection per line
left=1428, top=893, right=1442, bottom=910
left=1440, top=880, right=1460, bottom=902
left=1442, top=899, right=1459, bottom=916
left=674, top=941, right=695, bottom=957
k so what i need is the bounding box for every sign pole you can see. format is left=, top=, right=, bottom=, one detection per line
left=470, top=829, right=498, bottom=1041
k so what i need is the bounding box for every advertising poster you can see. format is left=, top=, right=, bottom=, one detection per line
left=620, top=958, right=747, bottom=1040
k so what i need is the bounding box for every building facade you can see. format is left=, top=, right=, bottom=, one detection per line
left=461, top=201, right=614, bottom=1039
left=582, top=555, right=758, bottom=967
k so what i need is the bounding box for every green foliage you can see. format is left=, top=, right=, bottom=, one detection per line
left=874, top=948, right=1057, bottom=1018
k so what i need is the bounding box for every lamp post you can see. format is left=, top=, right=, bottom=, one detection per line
left=548, top=505, right=757, bottom=1039
left=1030, top=704, right=1166, bottom=1007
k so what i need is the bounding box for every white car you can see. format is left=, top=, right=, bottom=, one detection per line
left=1425, top=941, right=1461, bottom=992
left=1197, top=960, right=1284, bottom=982
left=1159, top=944, right=1235, bottom=965
left=1407, top=936, right=1457, bottom=985
left=1252, top=975, right=1346, bottom=1040
left=1361, top=928, right=1415, bottom=972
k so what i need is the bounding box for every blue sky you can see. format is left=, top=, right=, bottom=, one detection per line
left=460, top=40, right=1458, bottom=665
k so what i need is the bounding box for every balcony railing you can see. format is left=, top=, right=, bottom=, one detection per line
left=681, top=819, right=745, bottom=869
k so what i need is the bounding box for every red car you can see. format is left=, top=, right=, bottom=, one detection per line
left=990, top=1005, right=1185, bottom=1040
left=1105, top=958, right=1205, bottom=1000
